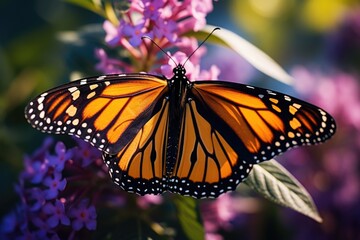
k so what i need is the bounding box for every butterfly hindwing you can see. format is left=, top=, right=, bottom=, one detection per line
left=103, top=99, right=169, bottom=195
left=191, top=81, right=336, bottom=164
left=168, top=99, right=253, bottom=198
left=25, top=74, right=168, bottom=155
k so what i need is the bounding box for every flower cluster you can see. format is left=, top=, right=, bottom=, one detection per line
left=0, top=138, right=100, bottom=239
left=105, top=0, right=212, bottom=47
left=96, top=0, right=218, bottom=80
left=0, top=136, right=170, bottom=239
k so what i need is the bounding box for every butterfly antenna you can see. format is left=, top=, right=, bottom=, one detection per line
left=182, top=27, right=220, bottom=67
left=141, top=36, right=178, bottom=66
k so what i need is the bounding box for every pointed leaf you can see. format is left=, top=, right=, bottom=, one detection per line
left=173, top=196, right=204, bottom=240
left=244, top=160, right=322, bottom=222
left=190, top=25, right=294, bottom=85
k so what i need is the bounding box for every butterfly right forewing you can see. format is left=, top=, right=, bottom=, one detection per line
left=191, top=81, right=336, bottom=164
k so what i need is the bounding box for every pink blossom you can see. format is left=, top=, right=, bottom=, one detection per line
left=292, top=67, right=360, bottom=129
left=175, top=37, right=206, bottom=64
left=95, top=48, right=125, bottom=74
left=69, top=199, right=97, bottom=231
left=160, top=51, right=196, bottom=79
left=103, top=20, right=120, bottom=46
left=137, top=195, right=163, bottom=209
left=161, top=51, right=220, bottom=81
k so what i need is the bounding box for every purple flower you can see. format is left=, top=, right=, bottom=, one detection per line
left=69, top=199, right=97, bottom=231
left=153, top=19, right=177, bottom=42
left=43, top=172, right=66, bottom=199
left=22, top=156, right=49, bottom=184
left=103, top=20, right=121, bottom=46
left=43, top=200, right=70, bottom=228
left=20, top=138, right=54, bottom=184
left=72, top=138, right=101, bottom=167
left=142, top=0, right=164, bottom=20
left=123, top=21, right=146, bottom=47
left=32, top=217, right=51, bottom=232
left=48, top=141, right=72, bottom=172
left=27, top=187, right=46, bottom=211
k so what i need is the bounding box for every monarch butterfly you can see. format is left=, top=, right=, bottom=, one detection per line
left=25, top=31, right=336, bottom=198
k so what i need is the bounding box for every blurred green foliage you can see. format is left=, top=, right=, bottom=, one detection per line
left=228, top=0, right=360, bottom=67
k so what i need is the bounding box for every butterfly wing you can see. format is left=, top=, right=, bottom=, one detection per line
left=102, top=98, right=169, bottom=195
left=25, top=74, right=170, bottom=194
left=168, top=99, right=253, bottom=198
left=25, top=73, right=336, bottom=198
left=25, top=74, right=168, bottom=155
left=190, top=81, right=336, bottom=165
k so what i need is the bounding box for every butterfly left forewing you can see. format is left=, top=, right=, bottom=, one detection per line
left=168, top=100, right=253, bottom=198
left=191, top=81, right=336, bottom=164
left=25, top=74, right=168, bottom=155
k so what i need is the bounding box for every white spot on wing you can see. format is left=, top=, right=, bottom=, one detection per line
left=37, top=97, right=45, bottom=104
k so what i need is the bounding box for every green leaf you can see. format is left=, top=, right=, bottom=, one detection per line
left=244, top=160, right=322, bottom=222
left=65, top=0, right=120, bottom=25
left=65, top=0, right=106, bottom=18
left=173, top=196, right=205, bottom=240
left=190, top=25, right=294, bottom=85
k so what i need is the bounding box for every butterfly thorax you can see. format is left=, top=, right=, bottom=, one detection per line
left=165, top=64, right=189, bottom=176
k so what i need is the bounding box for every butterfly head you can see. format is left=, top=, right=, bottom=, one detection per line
left=170, top=64, right=189, bottom=89
left=173, top=64, right=186, bottom=77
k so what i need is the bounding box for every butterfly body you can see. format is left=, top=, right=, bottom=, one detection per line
left=25, top=65, right=336, bottom=198
left=166, top=65, right=189, bottom=176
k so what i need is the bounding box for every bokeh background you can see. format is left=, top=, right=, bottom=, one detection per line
left=1, top=0, right=359, bottom=239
